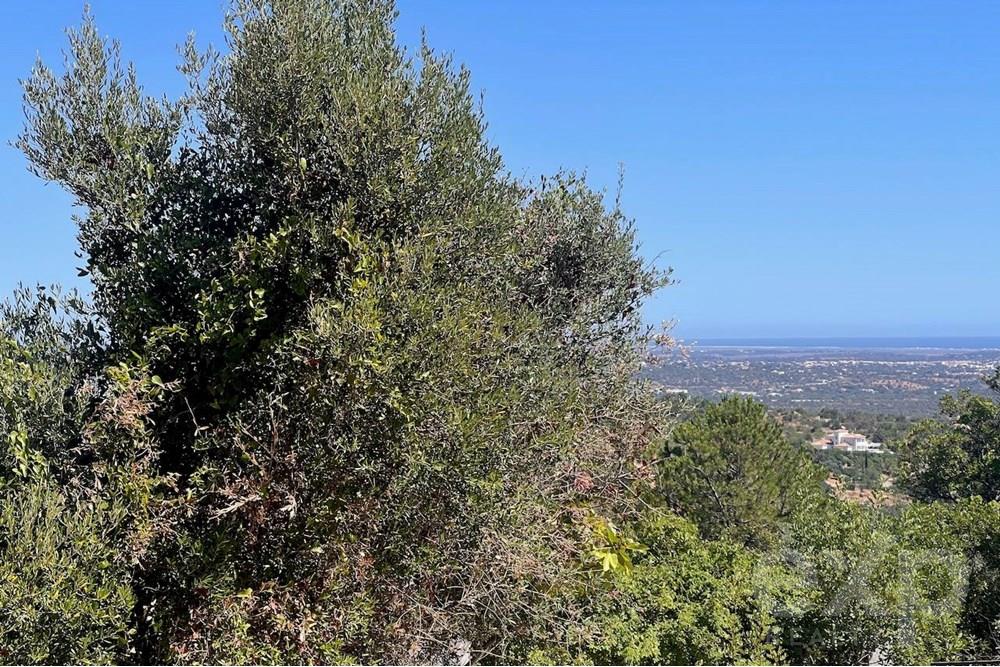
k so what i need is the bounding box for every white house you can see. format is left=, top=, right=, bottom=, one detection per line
left=828, top=429, right=886, bottom=453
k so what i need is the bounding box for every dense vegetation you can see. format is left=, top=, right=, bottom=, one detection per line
left=897, top=380, right=1000, bottom=503
left=3, top=1, right=1000, bottom=664
left=811, top=448, right=896, bottom=491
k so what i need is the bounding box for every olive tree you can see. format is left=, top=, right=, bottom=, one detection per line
left=13, top=0, right=671, bottom=662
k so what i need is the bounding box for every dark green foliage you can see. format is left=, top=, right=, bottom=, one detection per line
left=893, top=376, right=1000, bottom=657
left=654, top=397, right=984, bottom=665
left=811, top=449, right=897, bottom=491
left=10, top=1, right=670, bottom=663
left=898, top=382, right=1000, bottom=502
left=659, top=396, right=827, bottom=547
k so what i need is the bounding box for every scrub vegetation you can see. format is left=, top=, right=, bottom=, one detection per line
left=3, top=1, right=1000, bottom=664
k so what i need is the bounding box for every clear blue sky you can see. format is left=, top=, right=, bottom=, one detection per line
left=1, top=1, right=998, bottom=339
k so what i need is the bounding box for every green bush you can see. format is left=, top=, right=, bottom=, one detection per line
left=659, top=396, right=827, bottom=548
left=571, top=511, right=797, bottom=665
left=781, top=498, right=971, bottom=665
left=897, top=386, right=1000, bottom=502
left=11, top=0, right=671, bottom=662
left=0, top=289, right=166, bottom=663
left=0, top=480, right=136, bottom=664
left=810, top=448, right=897, bottom=491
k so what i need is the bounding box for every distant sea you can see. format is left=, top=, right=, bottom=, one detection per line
left=693, top=337, right=1000, bottom=350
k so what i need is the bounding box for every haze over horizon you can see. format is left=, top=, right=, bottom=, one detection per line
left=686, top=335, right=1000, bottom=346
left=1, top=1, right=998, bottom=339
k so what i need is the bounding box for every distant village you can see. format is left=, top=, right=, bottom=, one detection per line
left=645, top=343, right=1000, bottom=416
left=813, top=428, right=891, bottom=454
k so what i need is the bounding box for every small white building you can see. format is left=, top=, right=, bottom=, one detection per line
left=828, top=429, right=886, bottom=453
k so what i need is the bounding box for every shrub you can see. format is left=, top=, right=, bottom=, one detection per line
left=13, top=1, right=671, bottom=662
left=571, top=511, right=797, bottom=665
left=658, top=396, right=826, bottom=547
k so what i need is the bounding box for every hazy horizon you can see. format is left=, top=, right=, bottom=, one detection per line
left=686, top=335, right=1000, bottom=348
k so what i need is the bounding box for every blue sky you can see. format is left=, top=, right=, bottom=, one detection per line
left=1, top=1, right=998, bottom=339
